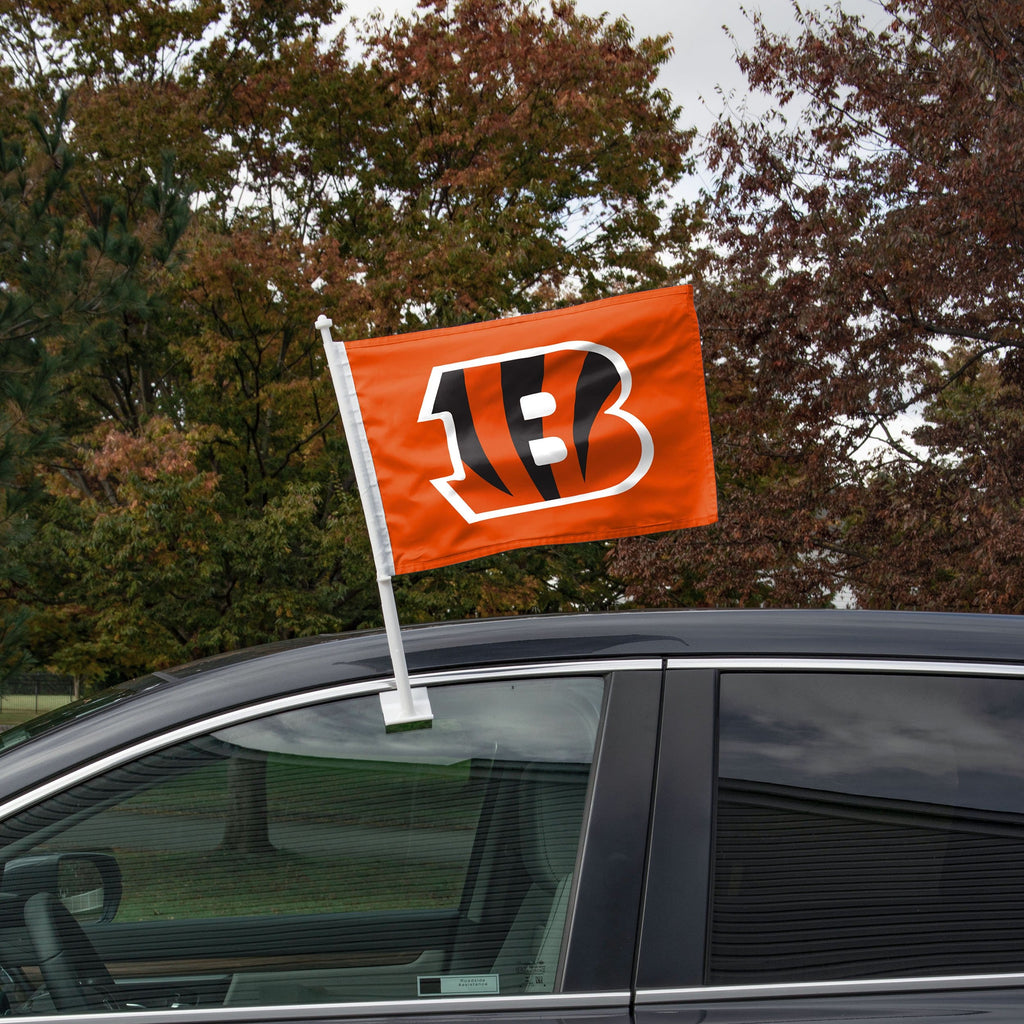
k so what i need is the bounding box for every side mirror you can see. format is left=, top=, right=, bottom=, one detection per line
left=2, top=853, right=122, bottom=924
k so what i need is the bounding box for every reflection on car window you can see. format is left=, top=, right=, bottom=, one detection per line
left=0, top=677, right=603, bottom=1014
left=0, top=681, right=158, bottom=755
left=712, top=672, right=1024, bottom=984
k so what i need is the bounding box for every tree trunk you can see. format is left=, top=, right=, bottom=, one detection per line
left=219, top=757, right=274, bottom=854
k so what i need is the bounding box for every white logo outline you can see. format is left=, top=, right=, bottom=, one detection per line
left=418, top=340, right=654, bottom=523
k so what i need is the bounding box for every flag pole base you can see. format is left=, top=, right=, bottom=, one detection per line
left=376, top=575, right=433, bottom=732
left=380, top=687, right=434, bottom=732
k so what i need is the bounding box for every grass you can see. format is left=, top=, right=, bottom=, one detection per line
left=121, top=756, right=483, bottom=828
left=115, top=848, right=466, bottom=920
left=0, top=705, right=65, bottom=728
left=93, top=756, right=485, bottom=922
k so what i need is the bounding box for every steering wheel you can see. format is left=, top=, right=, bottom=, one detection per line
left=24, top=891, right=118, bottom=1012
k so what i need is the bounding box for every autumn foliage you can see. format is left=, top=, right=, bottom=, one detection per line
left=614, top=0, right=1024, bottom=614
left=0, top=0, right=689, bottom=685
left=2, top=0, right=1022, bottom=689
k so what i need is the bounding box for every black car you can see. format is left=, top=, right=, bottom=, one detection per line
left=0, top=609, right=1023, bottom=1023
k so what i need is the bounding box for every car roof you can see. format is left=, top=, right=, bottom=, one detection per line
left=0, top=609, right=1021, bottom=803
left=159, top=607, right=1024, bottom=687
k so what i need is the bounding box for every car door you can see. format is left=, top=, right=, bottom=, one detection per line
left=637, top=660, right=1024, bottom=1024
left=0, top=661, right=661, bottom=1023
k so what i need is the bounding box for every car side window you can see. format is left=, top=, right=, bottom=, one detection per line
left=0, top=676, right=604, bottom=1014
left=712, top=671, right=1024, bottom=984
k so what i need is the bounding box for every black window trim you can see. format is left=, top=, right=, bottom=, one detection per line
left=562, top=666, right=662, bottom=994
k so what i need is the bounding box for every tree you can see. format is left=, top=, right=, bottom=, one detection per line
left=0, top=125, right=68, bottom=682
left=0, top=107, right=190, bottom=684
left=846, top=344, right=1024, bottom=611
left=4, top=0, right=690, bottom=687
left=613, top=0, right=1024, bottom=612
left=297, top=0, right=694, bottom=328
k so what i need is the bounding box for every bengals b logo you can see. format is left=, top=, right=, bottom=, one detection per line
left=419, top=342, right=653, bottom=522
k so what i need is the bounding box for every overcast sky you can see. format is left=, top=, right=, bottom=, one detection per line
left=340, top=0, right=888, bottom=199
left=342, top=0, right=887, bottom=132
left=577, top=0, right=887, bottom=128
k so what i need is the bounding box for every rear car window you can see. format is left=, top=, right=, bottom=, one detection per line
left=712, top=672, right=1024, bottom=983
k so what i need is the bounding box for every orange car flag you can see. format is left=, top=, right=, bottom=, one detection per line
left=318, top=285, right=716, bottom=577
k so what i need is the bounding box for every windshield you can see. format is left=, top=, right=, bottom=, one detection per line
left=0, top=676, right=165, bottom=755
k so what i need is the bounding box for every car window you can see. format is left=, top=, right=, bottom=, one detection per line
left=712, top=671, right=1024, bottom=984
left=0, top=684, right=152, bottom=754
left=0, top=676, right=604, bottom=1014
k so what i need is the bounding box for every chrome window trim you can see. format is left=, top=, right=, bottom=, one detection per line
left=637, top=972, right=1024, bottom=1003
left=11, top=990, right=631, bottom=1024
left=667, top=656, right=1024, bottom=677
left=0, top=658, right=659, bottom=823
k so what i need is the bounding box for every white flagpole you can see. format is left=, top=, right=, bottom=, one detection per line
left=316, top=315, right=432, bottom=731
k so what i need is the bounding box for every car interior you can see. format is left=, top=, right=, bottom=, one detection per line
left=0, top=679, right=602, bottom=1015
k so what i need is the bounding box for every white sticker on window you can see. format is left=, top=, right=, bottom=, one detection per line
left=417, top=974, right=500, bottom=997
